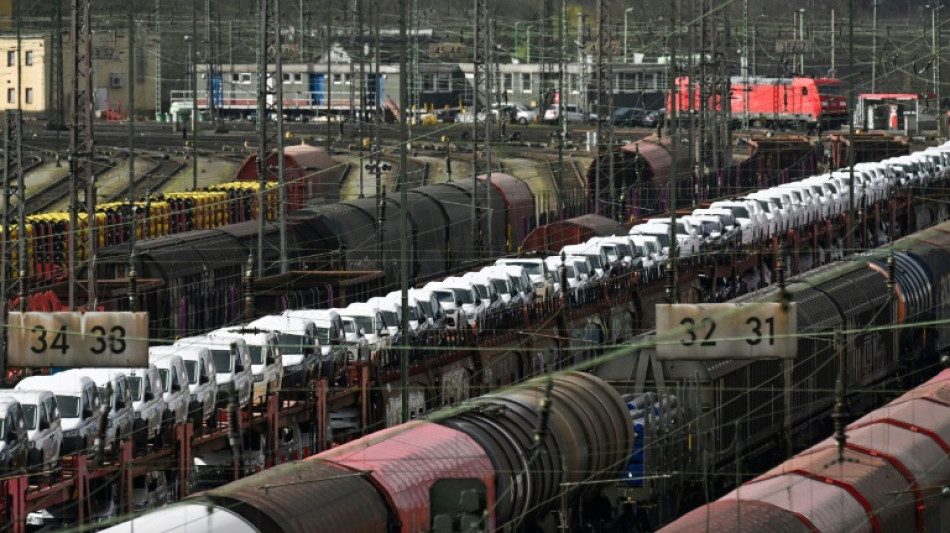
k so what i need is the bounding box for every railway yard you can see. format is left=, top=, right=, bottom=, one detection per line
left=0, top=110, right=945, bottom=533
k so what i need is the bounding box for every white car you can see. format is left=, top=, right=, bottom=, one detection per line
left=632, top=221, right=701, bottom=258
left=66, top=369, right=136, bottom=453
left=0, top=390, right=62, bottom=471
left=207, top=327, right=283, bottom=401
left=173, top=336, right=253, bottom=411
left=709, top=200, right=768, bottom=243
left=251, top=313, right=322, bottom=389
left=120, top=365, right=166, bottom=447
left=441, top=277, right=488, bottom=332
left=423, top=282, right=469, bottom=332
left=543, top=104, right=595, bottom=124
left=545, top=255, right=587, bottom=299
left=17, top=374, right=102, bottom=456
left=494, top=258, right=554, bottom=299
left=147, top=351, right=191, bottom=426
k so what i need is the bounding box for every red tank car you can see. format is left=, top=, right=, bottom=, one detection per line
left=671, top=76, right=848, bottom=129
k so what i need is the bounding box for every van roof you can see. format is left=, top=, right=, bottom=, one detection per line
left=250, top=314, right=316, bottom=332
left=149, top=344, right=209, bottom=362
left=0, top=390, right=50, bottom=404
left=15, top=373, right=93, bottom=394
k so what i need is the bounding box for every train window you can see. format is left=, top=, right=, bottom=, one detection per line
left=802, top=87, right=808, bottom=96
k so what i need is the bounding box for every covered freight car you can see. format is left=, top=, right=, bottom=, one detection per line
left=233, top=144, right=344, bottom=210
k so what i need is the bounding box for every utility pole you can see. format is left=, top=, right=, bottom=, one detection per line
left=557, top=0, right=565, bottom=220
left=847, top=0, right=855, bottom=254
left=69, top=0, right=95, bottom=311
left=472, top=0, right=488, bottom=257
left=257, top=0, right=288, bottom=274
left=871, top=1, right=877, bottom=93
left=191, top=1, right=199, bottom=190
left=374, top=0, right=383, bottom=269
left=409, top=0, right=420, bottom=122
left=206, top=0, right=216, bottom=125
left=48, top=0, right=66, bottom=131
left=667, top=0, right=679, bottom=305
left=1, top=111, right=22, bottom=379
left=325, top=1, right=333, bottom=151
left=577, top=12, right=587, bottom=116
left=398, top=0, right=410, bottom=425
left=742, top=0, right=749, bottom=130
left=357, top=0, right=365, bottom=198
left=154, top=0, right=162, bottom=121
left=128, top=0, right=137, bottom=311
left=594, top=0, right=613, bottom=218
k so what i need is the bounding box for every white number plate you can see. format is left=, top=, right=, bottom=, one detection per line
left=655, top=303, right=797, bottom=360
left=7, top=312, right=148, bottom=367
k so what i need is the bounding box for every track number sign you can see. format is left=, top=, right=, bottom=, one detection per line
left=655, top=303, right=797, bottom=360
left=7, top=312, right=148, bottom=367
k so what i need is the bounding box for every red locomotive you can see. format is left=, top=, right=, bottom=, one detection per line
left=671, top=76, right=848, bottom=129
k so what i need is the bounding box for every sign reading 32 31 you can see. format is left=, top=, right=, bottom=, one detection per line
left=655, top=303, right=797, bottom=360
left=7, top=312, right=148, bottom=368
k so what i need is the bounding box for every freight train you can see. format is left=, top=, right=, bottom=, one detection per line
left=594, top=218, right=950, bottom=530
left=100, top=372, right=633, bottom=533
left=657, top=367, right=950, bottom=533
left=671, top=76, right=848, bottom=129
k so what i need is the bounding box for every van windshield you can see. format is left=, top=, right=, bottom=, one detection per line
left=56, top=395, right=80, bottom=418
left=491, top=279, right=511, bottom=294
left=342, top=320, right=356, bottom=334
left=21, top=405, right=36, bottom=430
left=127, top=376, right=142, bottom=401
left=417, top=301, right=433, bottom=316
left=211, top=350, right=232, bottom=373
left=471, top=283, right=490, bottom=298
left=247, top=345, right=265, bottom=365
left=315, top=327, right=333, bottom=343
left=158, top=369, right=170, bottom=392
left=379, top=311, right=398, bottom=327
left=184, top=361, right=198, bottom=384
left=433, top=290, right=456, bottom=304
left=278, top=334, right=309, bottom=355
left=502, top=261, right=541, bottom=276
left=451, top=288, right=474, bottom=304
left=351, top=316, right=375, bottom=335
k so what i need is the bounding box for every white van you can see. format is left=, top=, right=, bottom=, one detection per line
left=147, top=350, right=191, bottom=426
left=158, top=346, right=218, bottom=428
left=279, top=309, right=345, bottom=380
left=251, top=313, right=321, bottom=389
left=0, top=398, right=29, bottom=473
left=16, top=373, right=102, bottom=456
left=0, top=390, right=62, bottom=471
left=494, top=257, right=553, bottom=298
left=174, top=336, right=253, bottom=410
left=119, top=365, right=166, bottom=447
left=207, top=328, right=283, bottom=402
left=421, top=282, right=466, bottom=332
left=64, top=369, right=135, bottom=453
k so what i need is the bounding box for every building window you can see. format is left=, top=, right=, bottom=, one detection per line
left=6, top=50, right=13, bottom=67
left=437, top=73, right=451, bottom=92
left=502, top=73, right=513, bottom=92
left=332, top=73, right=344, bottom=85
left=24, top=88, right=32, bottom=104
left=521, top=73, right=532, bottom=93
left=293, top=73, right=302, bottom=83
left=239, top=73, right=252, bottom=84
left=24, top=50, right=32, bottom=66
left=6, top=88, right=14, bottom=103
left=231, top=73, right=240, bottom=83
left=422, top=73, right=436, bottom=92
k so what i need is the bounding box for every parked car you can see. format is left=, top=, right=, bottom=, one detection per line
left=119, top=364, right=166, bottom=447
left=641, top=108, right=665, bottom=127
left=280, top=309, right=347, bottom=380
left=543, top=104, right=595, bottom=124
left=612, top=107, right=647, bottom=127
left=173, top=336, right=253, bottom=411
left=494, top=257, right=554, bottom=298
left=251, top=313, right=322, bottom=390
left=512, top=103, right=539, bottom=124
left=167, top=346, right=218, bottom=429
left=335, top=312, right=372, bottom=363
left=0, top=398, right=29, bottom=474
left=147, top=350, right=191, bottom=426
left=422, top=282, right=468, bottom=332
left=131, top=470, right=169, bottom=513
left=16, top=373, right=101, bottom=455
left=64, top=368, right=135, bottom=454
left=207, top=327, right=284, bottom=401
left=0, top=390, right=61, bottom=471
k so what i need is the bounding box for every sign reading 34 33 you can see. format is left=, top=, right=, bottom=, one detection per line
left=7, top=312, right=148, bottom=367
left=655, top=303, right=797, bottom=360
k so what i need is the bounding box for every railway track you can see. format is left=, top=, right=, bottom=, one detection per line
left=105, top=155, right=186, bottom=202
left=25, top=156, right=114, bottom=215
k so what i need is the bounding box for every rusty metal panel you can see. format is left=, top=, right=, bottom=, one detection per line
left=521, top=214, right=623, bottom=253
left=318, top=421, right=494, bottom=533
left=727, top=473, right=871, bottom=533
left=198, top=460, right=388, bottom=533
left=8, top=311, right=148, bottom=367
left=657, top=500, right=813, bottom=533
left=477, top=172, right=535, bottom=247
